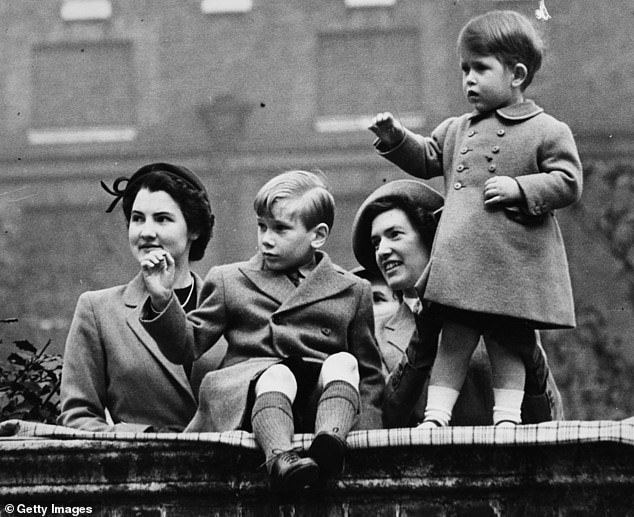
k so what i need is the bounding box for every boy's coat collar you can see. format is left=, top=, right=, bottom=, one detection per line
left=239, top=250, right=356, bottom=311
left=468, top=99, right=543, bottom=121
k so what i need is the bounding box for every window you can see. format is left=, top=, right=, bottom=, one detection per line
left=201, top=0, right=252, bottom=14
left=29, top=41, right=136, bottom=144
left=60, top=0, right=112, bottom=21
left=316, top=29, right=424, bottom=132
left=344, top=0, right=396, bottom=8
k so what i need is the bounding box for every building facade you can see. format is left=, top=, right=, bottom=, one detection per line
left=1, top=0, right=633, bottom=418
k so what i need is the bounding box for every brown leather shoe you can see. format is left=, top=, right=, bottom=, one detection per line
left=268, top=450, right=319, bottom=492
left=308, top=431, right=347, bottom=478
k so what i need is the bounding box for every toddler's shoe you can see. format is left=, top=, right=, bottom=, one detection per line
left=309, top=431, right=347, bottom=478
left=268, top=450, right=319, bottom=492
left=416, top=419, right=443, bottom=429
left=495, top=420, right=519, bottom=427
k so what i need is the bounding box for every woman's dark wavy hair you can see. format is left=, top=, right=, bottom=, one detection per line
left=122, top=171, right=214, bottom=261
left=364, top=194, right=438, bottom=252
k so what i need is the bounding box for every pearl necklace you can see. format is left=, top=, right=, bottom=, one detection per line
left=179, top=281, right=195, bottom=308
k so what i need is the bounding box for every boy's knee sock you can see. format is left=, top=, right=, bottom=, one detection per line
left=314, top=380, right=360, bottom=439
left=423, top=385, right=460, bottom=426
left=251, top=391, right=294, bottom=470
left=493, top=388, right=524, bottom=425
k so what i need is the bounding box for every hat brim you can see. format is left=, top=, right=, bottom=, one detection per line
left=351, top=179, right=444, bottom=273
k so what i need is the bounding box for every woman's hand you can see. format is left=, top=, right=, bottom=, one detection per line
left=483, top=176, right=522, bottom=206
left=140, top=249, right=175, bottom=312
left=368, top=112, right=405, bottom=147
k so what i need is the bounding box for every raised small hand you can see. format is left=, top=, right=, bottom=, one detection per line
left=368, top=112, right=405, bottom=147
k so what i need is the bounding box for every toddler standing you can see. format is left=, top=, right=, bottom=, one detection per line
left=370, top=10, right=582, bottom=427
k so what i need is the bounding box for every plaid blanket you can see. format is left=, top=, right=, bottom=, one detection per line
left=1, top=418, right=633, bottom=450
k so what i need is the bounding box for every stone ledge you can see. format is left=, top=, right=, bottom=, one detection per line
left=1, top=438, right=633, bottom=515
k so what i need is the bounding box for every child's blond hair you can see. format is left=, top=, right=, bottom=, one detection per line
left=254, top=170, right=335, bottom=230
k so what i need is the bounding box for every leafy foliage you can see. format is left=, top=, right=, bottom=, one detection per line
left=544, top=161, right=634, bottom=420
left=0, top=330, right=63, bottom=424
left=545, top=305, right=633, bottom=420
left=596, top=163, right=634, bottom=303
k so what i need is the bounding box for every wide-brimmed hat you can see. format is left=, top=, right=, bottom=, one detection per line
left=351, top=179, right=444, bottom=272
left=101, top=162, right=207, bottom=213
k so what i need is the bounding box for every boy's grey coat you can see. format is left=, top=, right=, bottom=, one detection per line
left=377, top=100, right=582, bottom=328
left=142, top=251, right=385, bottom=431
left=58, top=273, right=225, bottom=432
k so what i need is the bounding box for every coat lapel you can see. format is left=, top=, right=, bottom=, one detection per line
left=238, top=254, right=296, bottom=305
left=123, top=273, right=198, bottom=397
left=238, top=252, right=355, bottom=313
left=382, top=303, right=416, bottom=355
left=277, top=252, right=355, bottom=314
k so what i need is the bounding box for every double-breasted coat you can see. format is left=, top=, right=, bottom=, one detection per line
left=377, top=100, right=583, bottom=329
left=58, top=273, right=226, bottom=432
left=141, top=251, right=385, bottom=431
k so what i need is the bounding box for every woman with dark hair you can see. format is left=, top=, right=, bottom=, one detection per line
left=352, top=179, right=564, bottom=427
left=58, top=162, right=224, bottom=432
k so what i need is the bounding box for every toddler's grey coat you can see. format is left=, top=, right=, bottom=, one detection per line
left=377, top=100, right=582, bottom=328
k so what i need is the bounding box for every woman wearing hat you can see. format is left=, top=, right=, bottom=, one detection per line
left=351, top=179, right=563, bottom=426
left=58, top=163, right=224, bottom=432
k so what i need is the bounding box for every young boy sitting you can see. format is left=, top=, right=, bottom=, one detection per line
left=139, top=170, right=384, bottom=492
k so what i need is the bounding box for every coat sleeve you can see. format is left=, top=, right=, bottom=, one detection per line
left=381, top=304, right=441, bottom=428
left=58, top=293, right=150, bottom=432
left=374, top=118, right=456, bottom=179
left=140, top=267, right=227, bottom=365
left=518, top=331, right=565, bottom=423
left=515, top=120, right=583, bottom=215
left=349, top=280, right=386, bottom=429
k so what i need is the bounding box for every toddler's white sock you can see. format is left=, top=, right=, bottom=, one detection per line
left=420, top=385, right=460, bottom=427
left=493, top=388, right=524, bottom=425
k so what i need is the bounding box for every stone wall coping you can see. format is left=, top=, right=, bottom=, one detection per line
left=1, top=419, right=634, bottom=500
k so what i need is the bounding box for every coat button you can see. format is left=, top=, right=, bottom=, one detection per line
left=454, top=182, right=463, bottom=190
left=496, top=129, right=505, bottom=137
left=468, top=129, right=477, bottom=137
left=460, top=146, right=470, bottom=154
left=492, top=145, right=500, bottom=153
left=488, top=164, right=497, bottom=172
left=321, top=328, right=331, bottom=336
left=456, top=164, right=466, bottom=172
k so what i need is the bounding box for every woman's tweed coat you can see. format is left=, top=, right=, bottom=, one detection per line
left=377, top=100, right=582, bottom=329
left=58, top=273, right=226, bottom=432
left=141, top=251, right=385, bottom=431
